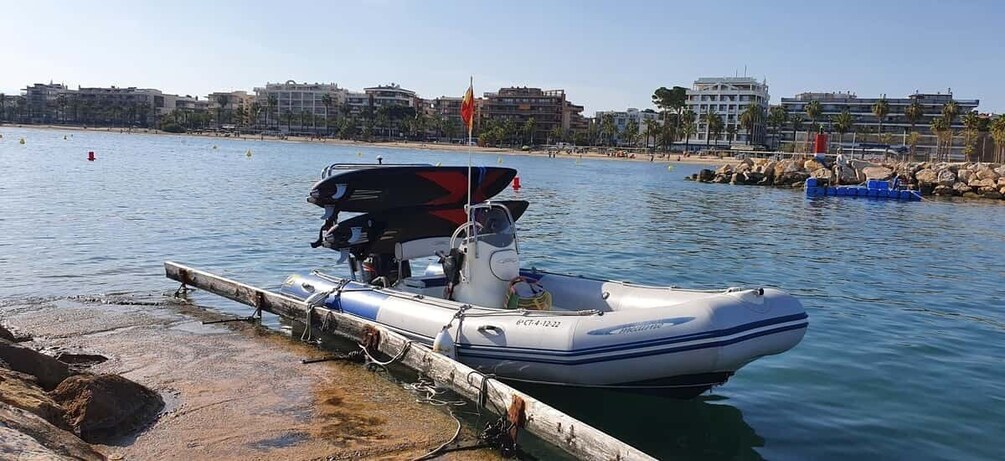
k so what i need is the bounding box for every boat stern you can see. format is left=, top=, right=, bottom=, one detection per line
left=708, top=287, right=808, bottom=371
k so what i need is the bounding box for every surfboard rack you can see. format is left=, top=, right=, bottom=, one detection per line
left=164, top=261, right=656, bottom=461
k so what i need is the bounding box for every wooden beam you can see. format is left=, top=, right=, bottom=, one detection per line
left=165, top=261, right=655, bottom=461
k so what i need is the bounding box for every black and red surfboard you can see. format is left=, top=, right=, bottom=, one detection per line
left=308, top=164, right=517, bottom=211
left=322, top=200, right=529, bottom=255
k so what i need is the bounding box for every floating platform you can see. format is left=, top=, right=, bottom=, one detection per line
left=805, top=178, right=921, bottom=201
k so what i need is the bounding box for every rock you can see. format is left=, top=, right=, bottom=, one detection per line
left=957, top=168, right=973, bottom=184
left=782, top=171, right=810, bottom=186
left=811, top=168, right=835, bottom=181
left=995, top=165, right=1005, bottom=176
left=0, top=403, right=104, bottom=461
left=963, top=191, right=979, bottom=198
left=779, top=159, right=801, bottom=174
left=1000, top=186, right=1005, bottom=196
left=729, top=172, right=741, bottom=184
left=0, top=368, right=69, bottom=430
left=915, top=169, right=938, bottom=185
left=740, top=157, right=754, bottom=167
left=952, top=182, right=972, bottom=196
left=937, top=169, right=957, bottom=187
left=975, top=165, right=1000, bottom=181
left=753, top=158, right=767, bottom=166
left=1, top=324, right=29, bottom=343
left=835, top=165, right=858, bottom=184
left=734, top=162, right=752, bottom=174
left=979, top=187, right=1003, bottom=199
left=52, top=373, right=164, bottom=443
left=998, top=177, right=1005, bottom=188
left=715, top=164, right=733, bottom=176
left=54, top=353, right=108, bottom=366
left=698, top=169, right=715, bottom=182
left=803, top=159, right=824, bottom=171
left=969, top=178, right=997, bottom=188
left=712, top=174, right=729, bottom=184
left=0, top=342, right=71, bottom=391
left=742, top=171, right=765, bottom=184
left=760, top=160, right=778, bottom=180
left=862, top=166, right=893, bottom=180
left=933, top=185, right=953, bottom=196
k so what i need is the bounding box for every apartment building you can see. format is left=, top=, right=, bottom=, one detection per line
left=481, top=87, right=584, bottom=142
left=593, top=108, right=661, bottom=145
left=253, top=81, right=347, bottom=131
left=686, top=77, right=770, bottom=146
left=778, top=91, right=979, bottom=158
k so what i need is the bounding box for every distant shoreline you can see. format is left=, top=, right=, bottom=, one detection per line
left=2, top=123, right=739, bottom=166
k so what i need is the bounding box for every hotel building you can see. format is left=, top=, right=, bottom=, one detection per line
left=686, top=77, right=770, bottom=147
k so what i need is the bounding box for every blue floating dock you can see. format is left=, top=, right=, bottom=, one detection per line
left=805, top=178, right=921, bottom=201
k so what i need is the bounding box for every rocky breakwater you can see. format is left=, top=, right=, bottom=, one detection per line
left=690, top=157, right=1005, bottom=200
left=1, top=322, right=163, bottom=460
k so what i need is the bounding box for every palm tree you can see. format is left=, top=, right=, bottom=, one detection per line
left=644, top=119, right=660, bottom=149
left=739, top=103, right=764, bottom=146
left=704, top=111, right=724, bottom=148
left=768, top=106, right=788, bottom=150
left=961, top=111, right=982, bottom=162
left=0, top=93, right=5, bottom=122
left=321, top=93, right=334, bottom=136
left=725, top=125, right=737, bottom=145
left=941, top=100, right=959, bottom=161
left=804, top=100, right=822, bottom=152
left=832, top=109, right=855, bottom=147
left=623, top=119, right=639, bottom=147
left=248, top=102, right=262, bottom=132
left=523, top=117, right=536, bottom=145
left=904, top=100, right=924, bottom=160
left=600, top=113, right=616, bottom=146
left=215, top=94, right=229, bottom=129
left=929, top=116, right=949, bottom=162
left=990, top=114, right=1005, bottom=163
left=283, top=110, right=294, bottom=133
left=872, top=97, right=890, bottom=142
left=790, top=116, right=804, bottom=152
left=680, top=109, right=696, bottom=151
left=266, top=95, right=278, bottom=131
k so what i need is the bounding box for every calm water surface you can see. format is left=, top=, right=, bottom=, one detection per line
left=1, top=127, right=1003, bottom=460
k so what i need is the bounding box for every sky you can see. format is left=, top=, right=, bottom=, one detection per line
left=3, top=0, right=1003, bottom=114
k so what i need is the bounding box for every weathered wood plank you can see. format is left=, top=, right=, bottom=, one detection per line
left=165, top=261, right=655, bottom=461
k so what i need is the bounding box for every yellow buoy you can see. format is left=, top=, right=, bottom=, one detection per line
left=212, top=145, right=218, bottom=150
left=246, top=149, right=252, bottom=157
left=63, top=135, right=68, bottom=140
left=497, top=156, right=503, bottom=164
left=357, top=152, right=363, bottom=157
left=19, top=138, right=26, bottom=145
left=667, top=165, right=675, bottom=172
left=435, top=162, right=442, bottom=167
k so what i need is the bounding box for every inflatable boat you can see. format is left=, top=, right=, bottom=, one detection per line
left=283, top=163, right=808, bottom=397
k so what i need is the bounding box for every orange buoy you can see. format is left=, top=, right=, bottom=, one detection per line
left=87, top=151, right=95, bottom=161
left=512, top=176, right=521, bottom=190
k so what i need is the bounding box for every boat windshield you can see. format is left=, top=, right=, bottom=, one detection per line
left=472, top=206, right=514, bottom=248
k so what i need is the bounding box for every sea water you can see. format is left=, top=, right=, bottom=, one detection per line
left=1, top=127, right=1002, bottom=460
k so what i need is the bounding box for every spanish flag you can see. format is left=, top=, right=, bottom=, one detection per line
left=461, top=79, right=475, bottom=136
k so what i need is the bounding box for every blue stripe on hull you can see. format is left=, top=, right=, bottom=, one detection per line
left=458, top=312, right=809, bottom=357
left=458, top=322, right=808, bottom=366
left=331, top=289, right=389, bottom=321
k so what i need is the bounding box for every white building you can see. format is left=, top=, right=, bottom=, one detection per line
left=253, top=81, right=347, bottom=132
left=687, top=77, right=770, bottom=146
left=593, top=108, right=661, bottom=146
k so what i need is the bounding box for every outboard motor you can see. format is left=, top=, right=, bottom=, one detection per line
left=448, top=203, right=520, bottom=308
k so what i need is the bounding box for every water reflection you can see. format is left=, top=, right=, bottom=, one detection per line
left=516, top=384, right=763, bottom=460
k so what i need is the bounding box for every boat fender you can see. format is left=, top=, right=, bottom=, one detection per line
left=432, top=326, right=456, bottom=359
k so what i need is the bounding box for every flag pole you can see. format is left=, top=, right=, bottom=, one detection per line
left=466, top=76, right=473, bottom=223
